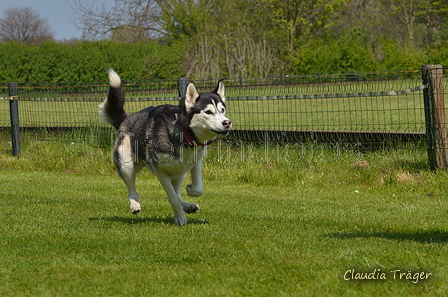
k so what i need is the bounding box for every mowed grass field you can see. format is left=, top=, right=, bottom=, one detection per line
left=1, top=141, right=448, bottom=296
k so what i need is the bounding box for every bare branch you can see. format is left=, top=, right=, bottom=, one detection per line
left=71, top=0, right=162, bottom=42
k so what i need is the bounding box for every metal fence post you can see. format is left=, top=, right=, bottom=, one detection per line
left=8, top=82, right=20, bottom=156
left=177, top=77, right=189, bottom=98
left=421, top=64, right=447, bottom=169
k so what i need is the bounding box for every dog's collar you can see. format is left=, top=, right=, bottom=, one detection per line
left=177, top=119, right=213, bottom=146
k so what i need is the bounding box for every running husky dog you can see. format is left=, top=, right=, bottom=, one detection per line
left=99, top=69, right=232, bottom=225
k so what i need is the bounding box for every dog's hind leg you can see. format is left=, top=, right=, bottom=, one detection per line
left=172, top=175, right=200, bottom=214
left=120, top=161, right=143, bottom=214
left=115, top=134, right=143, bottom=214
left=186, top=159, right=204, bottom=197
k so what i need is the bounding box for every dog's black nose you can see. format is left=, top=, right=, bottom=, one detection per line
left=222, top=120, right=231, bottom=128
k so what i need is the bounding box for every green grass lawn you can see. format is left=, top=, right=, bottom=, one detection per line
left=1, top=142, right=448, bottom=296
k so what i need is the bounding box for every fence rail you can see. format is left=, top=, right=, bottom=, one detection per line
left=1, top=66, right=447, bottom=167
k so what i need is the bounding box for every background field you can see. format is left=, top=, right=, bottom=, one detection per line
left=0, top=77, right=427, bottom=134
left=1, top=142, right=448, bottom=296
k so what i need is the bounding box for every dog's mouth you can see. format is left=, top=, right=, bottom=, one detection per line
left=211, top=129, right=230, bottom=137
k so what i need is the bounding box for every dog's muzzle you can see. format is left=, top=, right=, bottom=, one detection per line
left=212, top=120, right=232, bottom=137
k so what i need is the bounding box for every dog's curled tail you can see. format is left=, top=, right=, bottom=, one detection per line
left=98, top=69, right=127, bottom=130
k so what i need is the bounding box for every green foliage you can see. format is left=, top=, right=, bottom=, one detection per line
left=0, top=41, right=35, bottom=82
left=288, top=26, right=442, bottom=75
left=146, top=41, right=183, bottom=79
left=379, top=38, right=429, bottom=70
left=0, top=40, right=181, bottom=82
left=428, top=40, right=448, bottom=67
left=158, top=0, right=214, bottom=41
left=290, top=28, right=379, bottom=74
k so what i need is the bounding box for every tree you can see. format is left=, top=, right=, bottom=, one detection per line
left=155, top=0, right=214, bottom=40
left=157, top=0, right=280, bottom=77
left=72, top=0, right=161, bottom=42
left=0, top=6, right=55, bottom=44
left=255, top=0, right=349, bottom=52
left=388, top=0, right=418, bottom=42
left=215, top=0, right=278, bottom=77
left=415, top=0, right=448, bottom=46
left=341, top=0, right=396, bottom=40
left=111, top=25, right=146, bottom=43
left=155, top=0, right=223, bottom=77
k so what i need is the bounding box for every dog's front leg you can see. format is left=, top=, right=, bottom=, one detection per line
left=172, top=176, right=200, bottom=214
left=153, top=170, right=188, bottom=225
left=186, top=159, right=203, bottom=197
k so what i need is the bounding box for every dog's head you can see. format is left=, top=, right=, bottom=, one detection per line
left=181, top=80, right=232, bottom=142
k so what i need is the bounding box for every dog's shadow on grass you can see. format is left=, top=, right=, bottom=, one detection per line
left=89, top=216, right=209, bottom=225
left=326, top=230, right=448, bottom=244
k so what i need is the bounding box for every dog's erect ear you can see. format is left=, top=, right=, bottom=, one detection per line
left=185, top=82, right=199, bottom=111
left=213, top=79, right=225, bottom=102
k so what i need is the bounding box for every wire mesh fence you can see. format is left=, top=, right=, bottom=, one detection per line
left=1, top=68, right=447, bottom=158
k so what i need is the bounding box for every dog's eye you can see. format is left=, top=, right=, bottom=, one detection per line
left=205, top=110, right=213, bottom=115
left=221, top=108, right=225, bottom=113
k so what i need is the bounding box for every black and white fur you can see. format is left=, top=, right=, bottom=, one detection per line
left=99, top=69, right=232, bottom=225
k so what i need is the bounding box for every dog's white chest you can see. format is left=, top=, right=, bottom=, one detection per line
left=153, top=146, right=205, bottom=177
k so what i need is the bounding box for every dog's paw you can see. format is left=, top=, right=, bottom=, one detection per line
left=130, top=201, right=141, bottom=214
left=186, top=184, right=203, bottom=197
left=183, top=203, right=200, bottom=214
left=174, top=213, right=188, bottom=226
